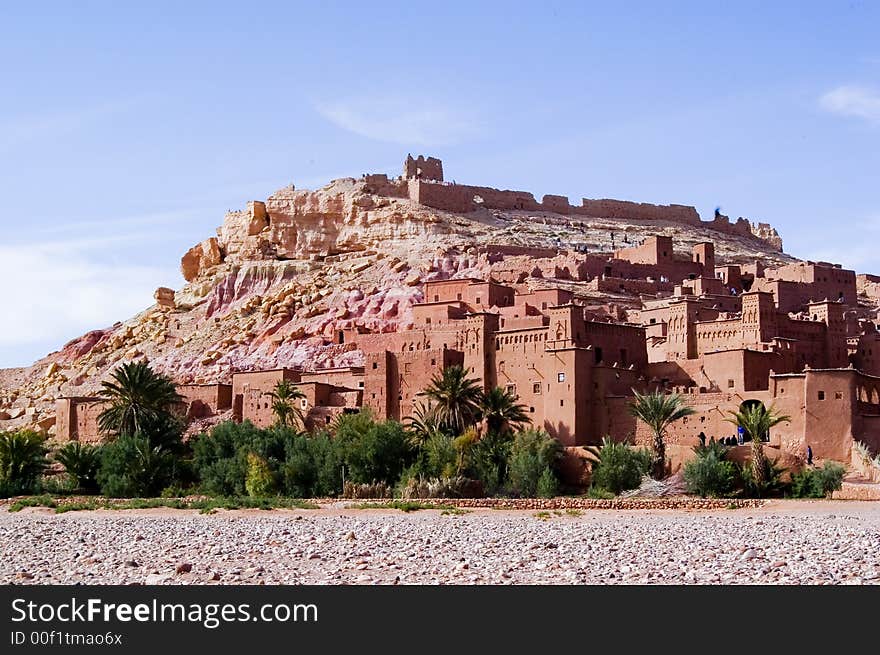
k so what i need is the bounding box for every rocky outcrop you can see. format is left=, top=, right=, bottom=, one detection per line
left=181, top=237, right=222, bottom=282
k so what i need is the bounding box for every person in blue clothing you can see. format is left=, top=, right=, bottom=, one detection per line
left=807, top=445, right=813, bottom=465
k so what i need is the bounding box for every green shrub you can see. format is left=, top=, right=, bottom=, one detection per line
left=281, top=432, right=340, bottom=498
left=507, top=429, right=562, bottom=497
left=245, top=453, right=276, bottom=497
left=790, top=462, right=845, bottom=498
left=54, top=442, right=102, bottom=492
left=0, top=430, right=50, bottom=496
left=536, top=467, right=558, bottom=498
left=586, top=486, right=615, bottom=499
left=97, top=434, right=177, bottom=497
left=683, top=442, right=737, bottom=497
left=405, top=432, right=458, bottom=483
left=333, top=413, right=413, bottom=486
left=588, top=437, right=651, bottom=495
left=192, top=421, right=287, bottom=497
left=465, top=433, right=513, bottom=496
left=740, top=459, right=787, bottom=498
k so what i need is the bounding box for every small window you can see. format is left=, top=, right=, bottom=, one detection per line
left=430, top=358, right=436, bottom=366
left=727, top=379, right=735, bottom=388
left=404, top=363, right=412, bottom=374
left=372, top=362, right=378, bottom=370
left=835, top=391, right=843, bottom=399
left=456, top=293, right=462, bottom=300
left=358, top=381, right=364, bottom=388
left=542, top=302, right=547, bottom=310
left=818, top=391, right=825, bottom=400
left=425, top=317, right=431, bottom=325
left=434, top=295, right=439, bottom=302
left=506, top=384, right=516, bottom=395
left=325, top=416, right=331, bottom=424
left=649, top=318, right=656, bottom=324
left=557, top=372, right=566, bottom=383
left=300, top=399, right=307, bottom=409
left=533, top=382, right=541, bottom=394
left=529, top=407, right=535, bottom=413
left=476, top=297, right=482, bottom=304
left=560, top=399, right=564, bottom=407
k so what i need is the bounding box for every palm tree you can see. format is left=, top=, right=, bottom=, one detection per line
left=629, top=390, right=696, bottom=479
left=421, top=365, right=483, bottom=435
left=98, top=362, right=183, bottom=437
left=405, top=400, right=445, bottom=446
left=0, top=430, right=48, bottom=492
left=54, top=442, right=101, bottom=491
left=726, top=403, right=790, bottom=488
left=269, top=379, right=305, bottom=429
left=479, top=386, right=531, bottom=436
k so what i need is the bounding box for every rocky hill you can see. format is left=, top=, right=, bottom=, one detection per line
left=0, top=161, right=818, bottom=434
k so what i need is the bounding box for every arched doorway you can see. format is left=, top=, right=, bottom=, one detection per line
left=739, top=399, right=769, bottom=442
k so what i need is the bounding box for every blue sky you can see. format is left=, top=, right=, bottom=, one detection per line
left=1, top=1, right=878, bottom=368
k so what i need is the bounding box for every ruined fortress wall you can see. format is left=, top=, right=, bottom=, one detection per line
left=573, top=199, right=701, bottom=224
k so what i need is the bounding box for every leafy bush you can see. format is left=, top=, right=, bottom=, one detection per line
left=588, top=437, right=652, bottom=495
left=507, top=429, right=562, bottom=497
left=0, top=430, right=49, bottom=496
left=281, top=432, right=340, bottom=497
left=683, top=442, right=737, bottom=498
left=789, top=462, right=846, bottom=498
left=423, top=434, right=458, bottom=478
left=245, top=453, right=276, bottom=497
left=192, top=421, right=287, bottom=497
left=586, top=486, right=615, bottom=499
left=54, top=442, right=102, bottom=492
left=740, top=459, right=787, bottom=498
left=536, top=467, right=558, bottom=498
left=97, top=434, right=177, bottom=497
left=469, top=430, right=512, bottom=495
left=333, top=413, right=413, bottom=486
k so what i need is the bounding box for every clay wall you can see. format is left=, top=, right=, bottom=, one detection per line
left=178, top=384, right=233, bottom=419
left=232, top=369, right=300, bottom=420
left=55, top=397, right=106, bottom=443
left=614, top=236, right=674, bottom=267
left=467, top=281, right=516, bottom=308
left=403, top=154, right=444, bottom=181
left=541, top=194, right=571, bottom=214
left=299, top=367, right=365, bottom=390
left=422, top=279, right=476, bottom=304
left=516, top=288, right=574, bottom=310
left=411, top=301, right=468, bottom=327
left=363, top=348, right=464, bottom=421
left=362, top=174, right=408, bottom=198
left=572, top=198, right=701, bottom=224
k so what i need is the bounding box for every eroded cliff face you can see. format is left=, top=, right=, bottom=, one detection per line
left=0, top=173, right=805, bottom=434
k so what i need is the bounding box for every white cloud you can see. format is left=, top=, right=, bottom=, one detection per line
left=314, top=96, right=482, bottom=146
left=819, top=85, right=880, bottom=124
left=0, top=239, right=165, bottom=361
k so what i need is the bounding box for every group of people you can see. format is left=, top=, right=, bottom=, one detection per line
left=697, top=431, right=815, bottom=465
left=698, top=430, right=747, bottom=447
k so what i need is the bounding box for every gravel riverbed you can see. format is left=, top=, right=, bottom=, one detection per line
left=3, top=501, right=879, bottom=585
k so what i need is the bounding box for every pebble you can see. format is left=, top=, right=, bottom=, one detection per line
left=1, top=505, right=878, bottom=585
